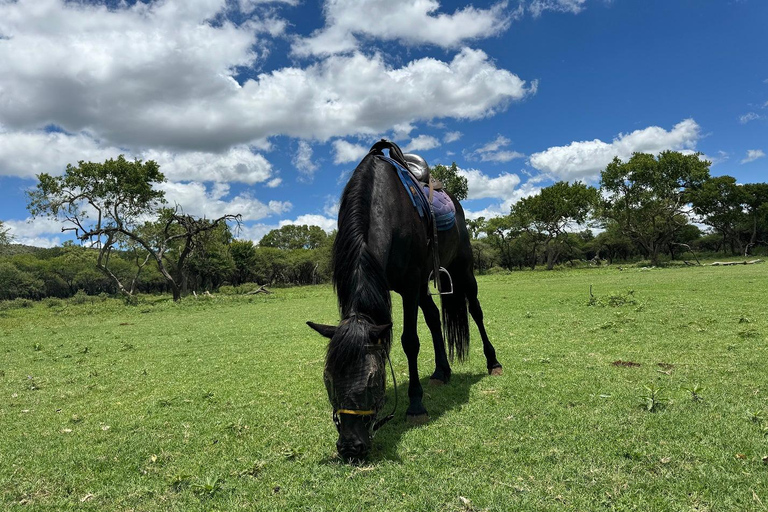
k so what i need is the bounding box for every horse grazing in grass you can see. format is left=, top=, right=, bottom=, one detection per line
left=307, top=141, right=502, bottom=460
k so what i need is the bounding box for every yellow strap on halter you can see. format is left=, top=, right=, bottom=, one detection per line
left=336, top=408, right=376, bottom=416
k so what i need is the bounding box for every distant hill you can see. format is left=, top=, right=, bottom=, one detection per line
left=0, top=243, right=46, bottom=256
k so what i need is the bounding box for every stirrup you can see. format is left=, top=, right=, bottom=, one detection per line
left=428, top=267, right=453, bottom=295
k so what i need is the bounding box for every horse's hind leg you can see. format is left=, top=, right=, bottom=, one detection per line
left=420, top=289, right=451, bottom=385
left=462, top=269, right=503, bottom=375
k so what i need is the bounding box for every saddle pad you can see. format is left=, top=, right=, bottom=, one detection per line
left=377, top=155, right=456, bottom=231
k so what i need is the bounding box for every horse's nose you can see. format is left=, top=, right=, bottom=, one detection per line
left=337, top=439, right=369, bottom=460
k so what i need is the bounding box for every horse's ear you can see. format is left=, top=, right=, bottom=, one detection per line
left=306, top=321, right=337, bottom=339
left=370, top=323, right=393, bottom=340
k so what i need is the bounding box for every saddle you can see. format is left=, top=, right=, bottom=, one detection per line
left=368, top=139, right=454, bottom=295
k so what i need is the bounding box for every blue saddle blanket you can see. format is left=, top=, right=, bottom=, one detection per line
left=377, top=155, right=456, bottom=231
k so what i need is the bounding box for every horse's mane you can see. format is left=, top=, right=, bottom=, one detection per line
left=327, top=154, right=392, bottom=373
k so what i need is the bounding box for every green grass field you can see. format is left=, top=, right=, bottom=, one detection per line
left=1, top=264, right=767, bottom=511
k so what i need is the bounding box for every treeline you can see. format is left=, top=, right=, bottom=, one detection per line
left=0, top=224, right=334, bottom=301
left=1, top=150, right=767, bottom=302
left=469, top=152, right=768, bottom=272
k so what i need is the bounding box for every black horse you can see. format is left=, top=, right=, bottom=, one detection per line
left=307, top=141, right=502, bottom=460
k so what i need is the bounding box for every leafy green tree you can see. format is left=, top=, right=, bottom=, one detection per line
left=431, top=162, right=468, bottom=201
left=741, top=183, right=768, bottom=255
left=230, top=239, right=259, bottom=285
left=0, top=262, right=45, bottom=300
left=599, top=151, right=711, bottom=266
left=259, top=224, right=327, bottom=250
left=183, top=222, right=236, bottom=291
left=465, top=217, right=486, bottom=240
left=0, top=220, right=12, bottom=246
left=27, top=156, right=240, bottom=301
left=513, top=181, right=599, bottom=269
left=689, top=175, right=748, bottom=254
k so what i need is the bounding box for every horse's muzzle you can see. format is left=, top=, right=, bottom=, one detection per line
left=337, top=436, right=370, bottom=460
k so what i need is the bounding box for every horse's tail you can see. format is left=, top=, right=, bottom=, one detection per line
left=440, top=271, right=469, bottom=362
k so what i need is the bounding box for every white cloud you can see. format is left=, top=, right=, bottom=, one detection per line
left=293, top=140, right=318, bottom=180
left=463, top=181, right=540, bottom=220
left=528, top=119, right=701, bottom=182
left=444, top=131, right=463, bottom=143
left=529, top=0, right=587, bottom=17
left=405, top=135, right=440, bottom=152
left=158, top=181, right=291, bottom=221
left=467, top=135, right=525, bottom=162
left=459, top=167, right=522, bottom=200
left=0, top=127, right=119, bottom=178
left=144, top=146, right=274, bottom=184
left=0, top=1, right=534, bottom=151
left=332, top=140, right=369, bottom=164
left=739, top=112, right=761, bottom=124
left=279, top=214, right=337, bottom=232
left=741, top=149, right=766, bottom=164
left=0, top=127, right=278, bottom=184
left=291, top=0, right=511, bottom=57
left=4, top=217, right=65, bottom=247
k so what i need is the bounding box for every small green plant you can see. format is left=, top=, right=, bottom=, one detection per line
left=191, top=476, right=223, bottom=497
left=168, top=473, right=192, bottom=490
left=589, top=289, right=639, bottom=308
left=746, top=409, right=765, bottom=424
left=684, top=383, right=705, bottom=402
left=639, top=384, right=668, bottom=412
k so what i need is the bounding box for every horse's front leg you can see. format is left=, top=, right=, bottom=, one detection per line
left=419, top=289, right=451, bottom=385
left=401, top=291, right=429, bottom=422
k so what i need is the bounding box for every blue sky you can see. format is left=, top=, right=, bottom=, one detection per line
left=1, top=0, right=766, bottom=246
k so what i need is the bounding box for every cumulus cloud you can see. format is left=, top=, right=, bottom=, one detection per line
left=466, top=135, right=525, bottom=162
left=459, top=167, right=522, bottom=200
left=158, top=181, right=291, bottom=221
left=0, top=1, right=534, bottom=151
left=144, top=146, right=274, bottom=184
left=3, top=217, right=66, bottom=247
left=741, top=149, right=766, bottom=164
left=463, top=181, right=541, bottom=220
left=291, top=0, right=511, bottom=57
left=293, top=140, right=319, bottom=180
left=0, top=127, right=120, bottom=178
left=279, top=214, right=337, bottom=232
left=528, top=119, right=702, bottom=182
left=405, top=135, right=440, bottom=152
left=0, top=127, right=278, bottom=184
left=332, top=140, right=369, bottom=164
left=444, top=131, right=463, bottom=143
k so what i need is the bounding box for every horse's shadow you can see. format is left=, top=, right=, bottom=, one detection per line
left=367, top=372, right=486, bottom=462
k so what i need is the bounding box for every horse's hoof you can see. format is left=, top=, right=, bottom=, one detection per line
left=489, top=366, right=503, bottom=376
left=406, top=413, right=430, bottom=425
left=429, top=378, right=446, bottom=387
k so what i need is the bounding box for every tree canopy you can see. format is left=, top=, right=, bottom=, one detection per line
left=599, top=151, right=711, bottom=266
left=27, top=156, right=239, bottom=301
left=431, top=162, right=468, bottom=201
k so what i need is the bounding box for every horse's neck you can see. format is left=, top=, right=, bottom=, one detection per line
left=335, top=159, right=392, bottom=325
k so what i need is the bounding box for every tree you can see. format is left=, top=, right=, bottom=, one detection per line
left=599, top=151, right=711, bottom=266
left=259, top=224, right=327, bottom=250
left=741, top=183, right=768, bottom=255
left=230, top=239, right=259, bottom=285
left=512, top=181, right=599, bottom=269
left=431, top=162, right=468, bottom=201
left=0, top=220, right=12, bottom=246
left=27, top=156, right=240, bottom=301
left=689, top=175, right=747, bottom=254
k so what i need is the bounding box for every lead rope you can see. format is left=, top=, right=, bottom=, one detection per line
left=372, top=348, right=398, bottom=433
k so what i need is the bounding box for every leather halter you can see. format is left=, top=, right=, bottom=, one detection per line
left=331, top=341, right=398, bottom=434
